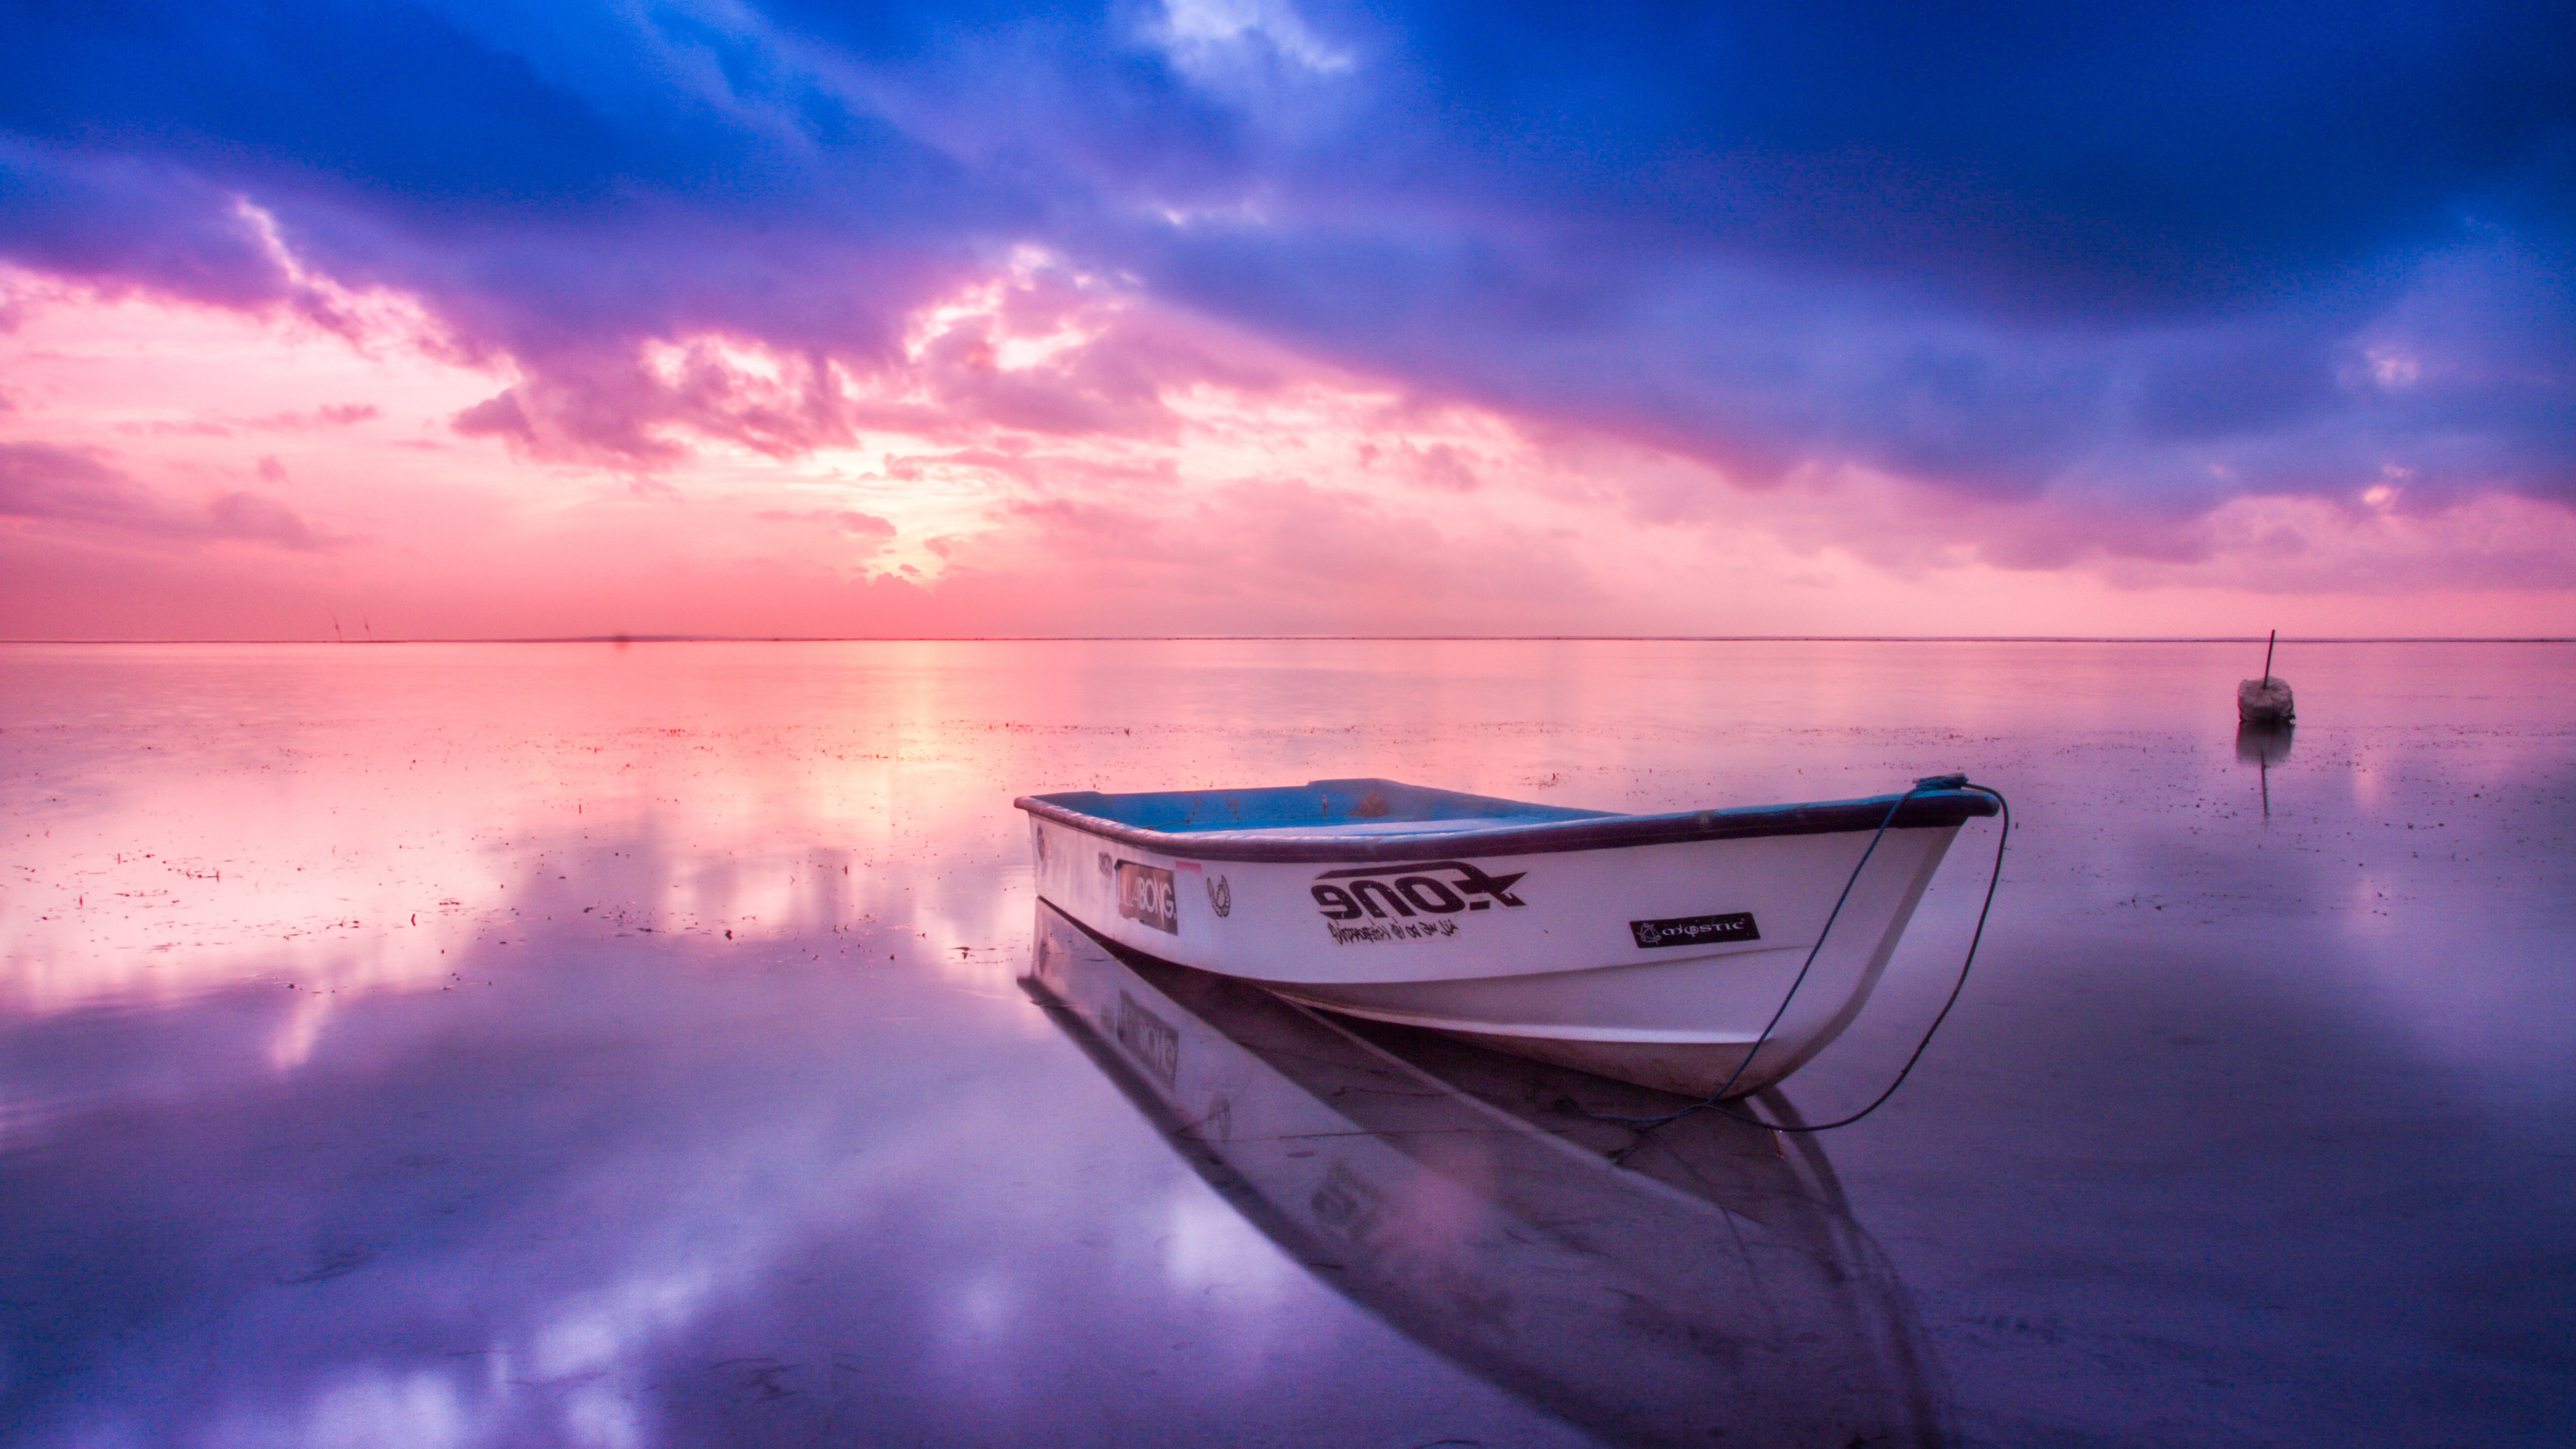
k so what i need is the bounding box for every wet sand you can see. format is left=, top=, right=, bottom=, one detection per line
left=2, top=639, right=2570, bottom=1446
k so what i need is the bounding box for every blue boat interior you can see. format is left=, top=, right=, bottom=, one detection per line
left=1030, top=778, right=1613, bottom=835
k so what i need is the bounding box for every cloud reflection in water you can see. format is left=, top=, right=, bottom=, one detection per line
left=5, top=639, right=2573, bottom=1447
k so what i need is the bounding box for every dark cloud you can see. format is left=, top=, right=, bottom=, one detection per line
left=0, top=1, right=2569, bottom=525
left=0, top=142, right=297, bottom=309
left=0, top=442, right=162, bottom=529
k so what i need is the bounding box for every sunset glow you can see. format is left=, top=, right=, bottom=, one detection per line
left=3, top=3, right=2570, bottom=637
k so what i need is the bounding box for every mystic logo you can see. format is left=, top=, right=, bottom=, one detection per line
left=1630, top=912, right=1760, bottom=949
left=1116, top=860, right=1179, bottom=934
left=1309, top=861, right=1527, bottom=922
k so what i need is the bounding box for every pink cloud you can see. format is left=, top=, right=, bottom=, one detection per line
left=0, top=441, right=329, bottom=551
left=1, top=262, right=2571, bottom=643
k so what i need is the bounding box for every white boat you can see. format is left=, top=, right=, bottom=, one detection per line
left=1016, top=775, right=1998, bottom=1097
left=1022, top=902, right=1947, bottom=1448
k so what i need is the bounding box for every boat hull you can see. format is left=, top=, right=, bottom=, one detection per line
left=1024, top=804, right=1967, bottom=1097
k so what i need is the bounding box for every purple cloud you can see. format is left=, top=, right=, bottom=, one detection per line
left=0, top=0, right=2565, bottom=543
left=0, top=441, right=330, bottom=550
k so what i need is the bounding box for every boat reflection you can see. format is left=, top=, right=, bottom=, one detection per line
left=1022, top=902, right=1947, bottom=1449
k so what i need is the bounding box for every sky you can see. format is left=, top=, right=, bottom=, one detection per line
left=1, top=0, right=2571, bottom=639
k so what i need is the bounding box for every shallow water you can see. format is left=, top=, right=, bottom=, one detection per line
left=2, top=639, right=2570, bottom=1448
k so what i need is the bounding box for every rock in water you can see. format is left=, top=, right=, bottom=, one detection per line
left=2237, top=675, right=2294, bottom=724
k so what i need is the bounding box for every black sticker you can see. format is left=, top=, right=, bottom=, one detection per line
left=1116, top=860, right=1179, bottom=934
left=1629, top=912, right=1760, bottom=949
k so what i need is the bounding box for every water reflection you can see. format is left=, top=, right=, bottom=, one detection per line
left=8, top=640, right=2573, bottom=1448
left=1024, top=902, right=1945, bottom=1449
left=2234, top=721, right=2295, bottom=767
left=2235, top=721, right=2295, bottom=817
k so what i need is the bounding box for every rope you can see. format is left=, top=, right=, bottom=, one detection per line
left=1590, top=775, right=2010, bottom=1134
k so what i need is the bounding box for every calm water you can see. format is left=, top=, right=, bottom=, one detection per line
left=2, top=640, right=2570, bottom=1448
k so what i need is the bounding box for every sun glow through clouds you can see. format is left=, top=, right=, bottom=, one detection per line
left=3, top=231, right=2572, bottom=640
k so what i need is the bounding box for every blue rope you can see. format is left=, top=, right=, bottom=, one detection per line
left=1595, top=775, right=2010, bottom=1134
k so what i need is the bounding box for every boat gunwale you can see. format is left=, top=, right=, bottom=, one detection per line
left=1015, top=781, right=1998, bottom=865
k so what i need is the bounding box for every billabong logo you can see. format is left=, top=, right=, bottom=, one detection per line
left=1207, top=873, right=1232, bottom=918
left=1116, top=860, right=1179, bottom=934
left=1309, top=861, right=1526, bottom=922
left=1113, top=991, right=1179, bottom=1086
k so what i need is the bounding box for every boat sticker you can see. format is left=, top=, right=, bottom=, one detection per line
left=1309, top=860, right=1525, bottom=926
left=1113, top=991, right=1179, bottom=1086
left=1207, top=873, right=1232, bottom=918
left=1097, top=851, right=1114, bottom=878
left=1325, top=916, right=1460, bottom=945
left=1116, top=860, right=1179, bottom=934
left=1629, top=912, right=1761, bottom=949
